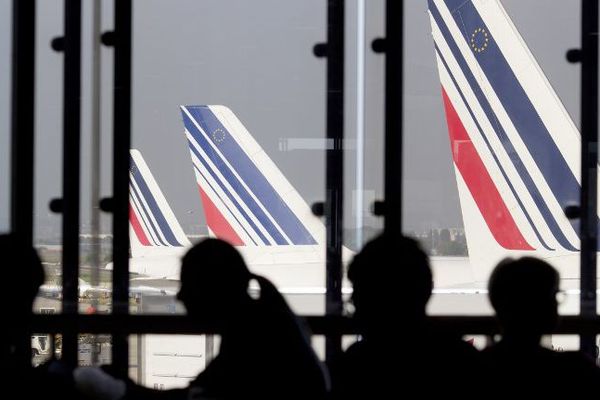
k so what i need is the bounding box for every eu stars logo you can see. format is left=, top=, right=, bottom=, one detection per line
left=130, top=165, right=137, bottom=175
left=470, top=27, right=489, bottom=54
left=212, top=128, right=226, bottom=144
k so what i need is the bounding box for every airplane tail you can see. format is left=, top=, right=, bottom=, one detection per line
left=129, top=149, right=191, bottom=258
left=428, top=0, right=588, bottom=281
left=180, top=105, right=324, bottom=248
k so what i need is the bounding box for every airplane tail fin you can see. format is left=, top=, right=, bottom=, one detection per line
left=129, top=149, right=191, bottom=258
left=180, top=105, right=324, bottom=247
left=428, top=0, right=587, bottom=281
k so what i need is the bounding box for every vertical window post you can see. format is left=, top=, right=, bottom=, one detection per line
left=383, top=0, right=403, bottom=235
left=10, top=0, right=36, bottom=368
left=10, top=1, right=35, bottom=246
left=325, top=0, right=345, bottom=365
left=111, top=0, right=132, bottom=376
left=579, top=0, right=598, bottom=358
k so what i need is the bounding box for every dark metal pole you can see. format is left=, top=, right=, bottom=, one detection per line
left=324, top=0, right=345, bottom=366
left=579, top=0, right=598, bottom=358
left=11, top=1, right=35, bottom=245
left=111, top=0, right=132, bottom=376
left=383, top=0, right=403, bottom=235
left=59, top=0, right=82, bottom=367
left=10, top=0, right=36, bottom=368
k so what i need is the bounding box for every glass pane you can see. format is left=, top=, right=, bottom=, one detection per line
left=74, top=334, right=111, bottom=366
left=550, top=335, right=580, bottom=351
left=129, top=0, right=327, bottom=317
left=126, top=0, right=327, bottom=386
left=341, top=0, right=386, bottom=326
left=34, top=0, right=116, bottom=320
left=32, top=332, right=59, bottom=366
left=78, top=0, right=114, bottom=313
left=404, top=1, right=581, bottom=316
left=130, top=333, right=331, bottom=389
left=34, top=0, right=63, bottom=312
left=343, top=0, right=384, bottom=254
left=130, top=334, right=210, bottom=389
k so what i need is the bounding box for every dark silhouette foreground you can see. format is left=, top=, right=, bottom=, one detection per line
left=0, top=234, right=75, bottom=398
left=482, top=257, right=600, bottom=397
left=333, top=233, right=480, bottom=398
left=79, top=238, right=328, bottom=400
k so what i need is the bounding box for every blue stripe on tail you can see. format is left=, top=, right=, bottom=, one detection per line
left=429, top=0, right=579, bottom=251
left=130, top=157, right=184, bottom=247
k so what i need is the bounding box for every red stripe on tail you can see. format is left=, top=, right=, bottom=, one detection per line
left=129, top=205, right=152, bottom=246
left=441, top=88, right=534, bottom=250
left=198, top=185, right=245, bottom=246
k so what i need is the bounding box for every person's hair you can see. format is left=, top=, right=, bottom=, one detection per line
left=181, top=238, right=251, bottom=295
left=181, top=238, right=313, bottom=345
left=348, top=233, right=433, bottom=307
left=488, top=256, right=559, bottom=319
left=0, top=234, right=45, bottom=303
left=250, top=273, right=302, bottom=327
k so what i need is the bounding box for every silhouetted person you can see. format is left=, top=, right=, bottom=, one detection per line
left=78, top=238, right=328, bottom=400
left=332, top=233, right=480, bottom=398
left=0, top=234, right=75, bottom=397
left=482, top=257, right=600, bottom=397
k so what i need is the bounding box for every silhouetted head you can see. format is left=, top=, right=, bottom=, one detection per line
left=348, top=234, right=432, bottom=334
left=488, top=257, right=559, bottom=338
left=177, top=238, right=252, bottom=326
left=0, top=234, right=45, bottom=316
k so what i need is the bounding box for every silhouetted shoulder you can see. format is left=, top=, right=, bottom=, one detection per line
left=334, top=332, right=480, bottom=399
left=482, top=345, right=600, bottom=396
left=554, top=351, right=600, bottom=386
left=1, top=360, right=78, bottom=400
left=189, top=296, right=328, bottom=399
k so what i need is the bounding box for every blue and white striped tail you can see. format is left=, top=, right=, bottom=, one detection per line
left=181, top=105, right=324, bottom=248
left=428, top=0, right=598, bottom=280
left=129, top=149, right=190, bottom=258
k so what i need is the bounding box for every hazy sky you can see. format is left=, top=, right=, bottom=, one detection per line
left=0, top=1, right=581, bottom=241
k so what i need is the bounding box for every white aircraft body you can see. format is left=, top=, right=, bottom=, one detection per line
left=38, top=278, right=111, bottom=300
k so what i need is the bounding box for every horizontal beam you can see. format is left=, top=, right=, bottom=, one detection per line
left=26, top=314, right=600, bottom=336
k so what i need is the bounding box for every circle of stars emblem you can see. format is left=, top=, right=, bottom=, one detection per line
left=212, top=128, right=226, bottom=143
left=470, top=27, right=489, bottom=53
